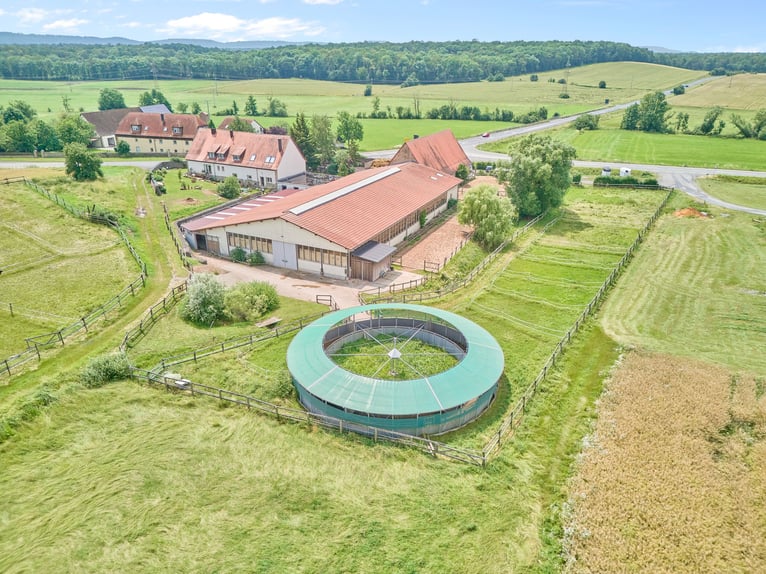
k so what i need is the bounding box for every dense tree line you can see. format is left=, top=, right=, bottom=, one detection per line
left=0, top=40, right=655, bottom=82
left=1, top=41, right=764, bottom=84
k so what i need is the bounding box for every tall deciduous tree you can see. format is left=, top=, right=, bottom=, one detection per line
left=623, top=91, right=671, bottom=133
left=56, top=114, right=95, bottom=146
left=620, top=103, right=640, bottom=130
left=1, top=100, right=36, bottom=123
left=244, top=95, right=258, bottom=116
left=290, top=112, right=317, bottom=170
left=227, top=117, right=255, bottom=133
left=138, top=89, right=173, bottom=112
left=335, top=111, right=363, bottom=144
left=98, top=88, right=126, bottom=110
left=505, top=134, right=576, bottom=217
left=311, top=114, right=335, bottom=168
left=64, top=143, right=103, bottom=181
left=458, top=184, right=517, bottom=250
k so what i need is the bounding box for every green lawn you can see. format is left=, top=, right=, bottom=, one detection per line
left=558, top=128, right=764, bottom=171
left=600, top=194, right=766, bottom=374
left=698, top=175, right=766, bottom=210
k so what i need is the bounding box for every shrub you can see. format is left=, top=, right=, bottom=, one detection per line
left=559, top=92, right=570, bottom=99
left=80, top=352, right=131, bottom=388
left=419, top=210, right=427, bottom=228
left=182, top=273, right=226, bottom=326
left=530, top=74, right=539, bottom=82
left=572, top=173, right=582, bottom=184
left=218, top=175, right=241, bottom=199
left=598, top=80, right=607, bottom=89
left=573, top=114, right=600, bottom=130
left=231, top=247, right=247, bottom=262
left=447, top=197, right=458, bottom=210
left=247, top=251, right=265, bottom=266
left=114, top=140, right=131, bottom=156
left=225, top=281, right=280, bottom=322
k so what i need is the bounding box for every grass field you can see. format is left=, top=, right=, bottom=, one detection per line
left=0, top=180, right=665, bottom=572
left=0, top=181, right=138, bottom=358
left=599, top=196, right=766, bottom=374
left=0, top=320, right=618, bottom=574
left=697, top=175, right=766, bottom=210
left=0, top=61, right=706, bottom=151
left=478, top=72, right=766, bottom=171
left=141, top=185, right=666, bottom=455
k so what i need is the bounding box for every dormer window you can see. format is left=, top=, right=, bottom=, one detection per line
left=207, top=151, right=216, bottom=159
left=232, top=154, right=242, bottom=162
left=216, top=152, right=227, bottom=160
left=172, top=126, right=183, bottom=135
left=131, top=124, right=141, bottom=132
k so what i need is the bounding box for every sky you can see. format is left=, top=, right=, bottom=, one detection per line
left=0, top=0, right=764, bottom=53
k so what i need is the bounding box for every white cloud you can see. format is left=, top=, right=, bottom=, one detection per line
left=160, top=12, right=324, bottom=39
left=123, top=21, right=143, bottom=29
left=43, top=18, right=89, bottom=32
left=303, top=0, right=344, bottom=4
left=16, top=8, right=52, bottom=24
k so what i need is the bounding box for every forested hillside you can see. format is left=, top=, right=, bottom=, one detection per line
left=0, top=40, right=654, bottom=82
left=1, top=39, right=763, bottom=84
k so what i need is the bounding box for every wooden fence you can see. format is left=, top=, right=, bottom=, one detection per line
left=480, top=188, right=674, bottom=462
left=131, top=367, right=487, bottom=466
left=162, top=202, right=192, bottom=271
left=0, top=179, right=148, bottom=377
left=119, top=282, right=188, bottom=352
left=359, top=213, right=544, bottom=305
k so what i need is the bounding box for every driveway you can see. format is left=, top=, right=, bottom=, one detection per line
left=194, top=253, right=424, bottom=309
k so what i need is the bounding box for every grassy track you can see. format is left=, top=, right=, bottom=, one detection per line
left=600, top=195, right=766, bottom=374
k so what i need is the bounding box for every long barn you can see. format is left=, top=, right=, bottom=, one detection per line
left=180, top=162, right=461, bottom=281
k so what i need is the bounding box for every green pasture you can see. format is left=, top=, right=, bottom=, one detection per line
left=671, top=73, right=766, bottom=110
left=0, top=181, right=140, bottom=357
left=138, top=185, right=665, bottom=454
left=482, top=112, right=766, bottom=170
left=127, top=296, right=326, bottom=370
left=0, top=61, right=708, bottom=152
left=600, top=194, right=766, bottom=375
left=697, top=175, right=766, bottom=211
left=0, top=319, right=616, bottom=574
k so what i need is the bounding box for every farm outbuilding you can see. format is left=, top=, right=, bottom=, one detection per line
left=180, top=162, right=461, bottom=280
left=286, top=304, right=504, bottom=436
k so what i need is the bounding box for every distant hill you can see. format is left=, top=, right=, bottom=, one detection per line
left=643, top=46, right=686, bottom=54
left=0, top=31, right=297, bottom=50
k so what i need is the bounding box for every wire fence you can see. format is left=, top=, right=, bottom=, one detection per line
left=0, top=178, right=148, bottom=378
left=358, top=213, right=544, bottom=305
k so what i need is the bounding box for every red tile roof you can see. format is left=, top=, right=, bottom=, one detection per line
left=185, top=128, right=299, bottom=171
left=115, top=112, right=207, bottom=140
left=390, top=129, right=472, bottom=175
left=182, top=163, right=461, bottom=249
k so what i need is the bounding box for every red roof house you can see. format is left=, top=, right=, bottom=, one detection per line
left=390, top=129, right=472, bottom=175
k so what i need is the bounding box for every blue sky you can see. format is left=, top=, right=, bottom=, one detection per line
left=1, top=0, right=764, bottom=53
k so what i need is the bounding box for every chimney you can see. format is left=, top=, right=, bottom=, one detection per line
left=278, top=138, right=283, bottom=153
left=211, top=127, right=217, bottom=135
left=160, top=113, right=165, bottom=124
left=230, top=130, right=234, bottom=139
